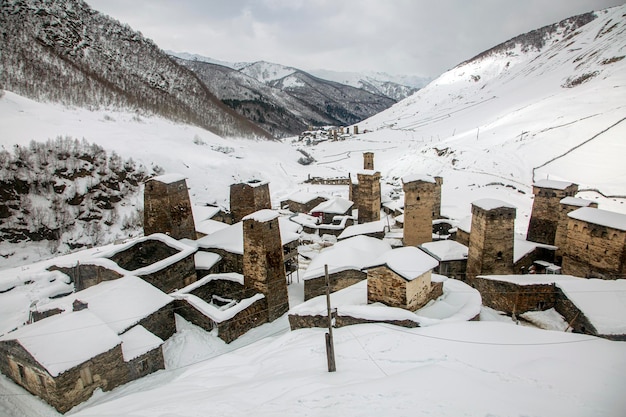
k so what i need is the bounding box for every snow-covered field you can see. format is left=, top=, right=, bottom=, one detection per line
left=1, top=5, right=626, bottom=416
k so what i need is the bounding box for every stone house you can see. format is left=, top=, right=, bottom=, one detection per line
left=367, top=246, right=441, bottom=311
left=143, top=174, right=196, bottom=240
left=561, top=207, right=626, bottom=279
left=310, top=197, right=354, bottom=224
left=303, top=236, right=391, bottom=300
left=420, top=240, right=468, bottom=280
left=526, top=179, right=578, bottom=245
left=0, top=310, right=164, bottom=413
left=553, top=197, right=597, bottom=263
left=280, top=191, right=327, bottom=214
left=337, top=218, right=389, bottom=241
left=353, top=170, right=382, bottom=224
left=229, top=179, right=271, bottom=223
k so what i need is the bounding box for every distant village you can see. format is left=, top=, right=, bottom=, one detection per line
left=1, top=149, right=625, bottom=413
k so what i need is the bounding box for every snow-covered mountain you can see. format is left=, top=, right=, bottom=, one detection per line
left=0, top=0, right=270, bottom=139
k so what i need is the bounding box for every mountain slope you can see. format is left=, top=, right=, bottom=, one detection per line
left=0, top=0, right=271, bottom=139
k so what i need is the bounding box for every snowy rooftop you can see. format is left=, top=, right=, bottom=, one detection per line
left=303, top=236, right=392, bottom=280
left=243, top=209, right=280, bottom=223
left=289, top=213, right=320, bottom=228
left=196, top=217, right=301, bottom=254
left=310, top=197, right=353, bottom=214
left=560, top=197, right=595, bottom=207
left=420, top=240, right=468, bottom=262
left=369, top=246, right=439, bottom=280
left=192, top=205, right=222, bottom=224
left=196, top=219, right=229, bottom=236
left=284, top=191, right=325, bottom=204
left=338, top=218, right=388, bottom=240
left=402, top=173, right=435, bottom=184
left=556, top=279, right=626, bottom=335
left=357, top=169, right=380, bottom=176
left=240, top=179, right=268, bottom=188
left=0, top=310, right=121, bottom=377
left=568, top=207, right=626, bottom=231
left=172, top=293, right=264, bottom=323
left=195, top=251, right=221, bottom=270
left=534, top=179, right=574, bottom=190
left=37, top=276, right=173, bottom=334
left=457, top=215, right=472, bottom=233
left=476, top=274, right=579, bottom=286
left=472, top=198, right=516, bottom=211
left=174, top=272, right=244, bottom=295
left=514, top=237, right=557, bottom=263
left=150, top=173, right=187, bottom=184
left=120, top=325, right=164, bottom=362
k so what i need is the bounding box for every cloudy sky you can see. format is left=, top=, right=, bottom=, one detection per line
left=86, top=0, right=624, bottom=77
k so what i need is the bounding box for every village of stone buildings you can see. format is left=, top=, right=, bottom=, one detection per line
left=0, top=150, right=625, bottom=413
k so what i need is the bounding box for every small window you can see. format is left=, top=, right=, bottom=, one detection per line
left=139, top=359, right=148, bottom=373
left=38, top=374, right=46, bottom=386
left=496, top=251, right=503, bottom=260
left=18, top=364, right=25, bottom=381
left=80, top=366, right=93, bottom=386
left=416, top=196, right=420, bottom=201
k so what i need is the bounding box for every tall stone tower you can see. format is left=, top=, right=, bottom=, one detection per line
left=466, top=199, right=516, bottom=281
left=402, top=175, right=437, bottom=246
left=363, top=152, right=374, bottom=170
left=527, top=179, right=578, bottom=245
left=143, top=174, right=195, bottom=240
left=433, top=176, right=444, bottom=219
left=243, top=209, right=289, bottom=321
left=229, top=180, right=271, bottom=223
left=553, top=197, right=597, bottom=263
left=356, top=170, right=381, bottom=224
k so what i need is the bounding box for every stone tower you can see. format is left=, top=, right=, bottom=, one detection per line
left=243, top=209, right=289, bottom=321
left=363, top=152, right=374, bottom=170
left=402, top=175, right=437, bottom=246
left=466, top=199, right=516, bottom=281
left=527, top=179, right=578, bottom=245
left=554, top=197, right=598, bottom=263
left=433, top=176, right=444, bottom=219
left=143, top=174, right=195, bottom=240
left=229, top=180, right=271, bottom=223
left=356, top=170, right=381, bottom=224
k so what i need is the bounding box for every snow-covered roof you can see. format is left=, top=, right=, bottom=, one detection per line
left=402, top=173, right=435, bottom=184
left=195, top=251, right=221, bottom=270
left=172, top=293, right=264, bottom=323
left=534, top=179, right=574, bottom=190
left=196, top=219, right=229, bottom=236
left=196, top=217, right=301, bottom=254
left=369, top=246, right=439, bottom=280
left=472, top=198, right=516, bottom=211
left=120, top=325, right=164, bottom=362
left=243, top=209, right=280, bottom=223
left=284, top=191, right=325, bottom=204
left=514, top=237, right=557, bottom=263
left=239, top=179, right=268, bottom=188
left=457, top=216, right=472, bottom=233
left=420, top=240, right=468, bottom=262
left=0, top=310, right=121, bottom=377
left=338, top=219, right=387, bottom=240
left=174, top=272, right=244, bottom=295
left=556, top=279, right=626, bottom=335
left=150, top=173, right=187, bottom=184
left=568, top=207, right=626, bottom=231
left=310, top=197, right=353, bottom=214
left=192, top=205, right=222, bottom=224
left=476, top=274, right=578, bottom=286
left=383, top=199, right=404, bottom=212
left=559, top=197, right=595, bottom=207
left=37, top=276, right=173, bottom=334
left=303, top=236, right=392, bottom=280
left=357, top=169, right=379, bottom=176
left=289, top=213, right=320, bottom=228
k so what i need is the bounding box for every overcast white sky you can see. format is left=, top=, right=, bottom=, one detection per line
left=86, top=0, right=624, bottom=77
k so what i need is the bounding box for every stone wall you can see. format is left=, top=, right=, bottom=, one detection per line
left=527, top=183, right=578, bottom=245
left=554, top=201, right=598, bottom=262
left=466, top=204, right=516, bottom=281
left=304, top=269, right=366, bottom=301
left=367, top=267, right=441, bottom=311
left=561, top=217, right=626, bottom=278
left=48, top=264, right=122, bottom=291
left=403, top=179, right=436, bottom=246
left=138, top=253, right=197, bottom=294
left=281, top=197, right=327, bottom=214
left=455, top=228, right=470, bottom=247
left=189, top=278, right=244, bottom=302
left=288, top=312, right=419, bottom=330
left=125, top=346, right=164, bottom=382
left=243, top=216, right=289, bottom=321
left=144, top=178, right=195, bottom=240
left=201, top=248, right=243, bottom=274
left=356, top=172, right=381, bottom=224
left=473, top=277, right=557, bottom=315
left=135, top=304, right=177, bottom=341
left=229, top=181, right=271, bottom=223
left=437, top=259, right=467, bottom=281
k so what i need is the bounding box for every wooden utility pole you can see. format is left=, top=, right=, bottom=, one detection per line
left=324, top=264, right=336, bottom=372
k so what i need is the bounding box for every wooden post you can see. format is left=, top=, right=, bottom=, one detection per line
left=324, top=264, right=336, bottom=372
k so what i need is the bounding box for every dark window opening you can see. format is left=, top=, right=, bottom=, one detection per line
left=496, top=251, right=503, bottom=260
left=18, top=364, right=25, bottom=381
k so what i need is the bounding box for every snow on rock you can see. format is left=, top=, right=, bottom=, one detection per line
left=120, top=325, right=164, bottom=362
left=0, top=310, right=121, bottom=377
left=520, top=308, right=569, bottom=331
left=556, top=279, right=626, bottom=335
left=568, top=207, right=626, bottom=231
